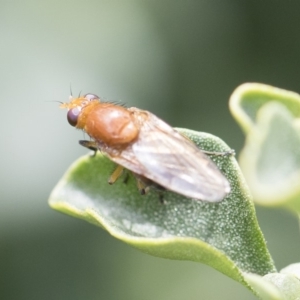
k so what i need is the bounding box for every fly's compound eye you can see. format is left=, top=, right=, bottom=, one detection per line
left=67, top=107, right=81, bottom=127
left=84, top=93, right=100, bottom=101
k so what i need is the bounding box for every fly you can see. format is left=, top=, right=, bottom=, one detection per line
left=60, top=93, right=232, bottom=202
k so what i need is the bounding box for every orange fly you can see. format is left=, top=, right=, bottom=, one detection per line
left=61, top=93, right=231, bottom=202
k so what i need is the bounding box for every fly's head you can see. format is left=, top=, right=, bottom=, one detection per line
left=60, top=94, right=101, bottom=129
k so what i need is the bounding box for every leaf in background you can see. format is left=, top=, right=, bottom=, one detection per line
left=243, top=263, right=300, bottom=300
left=229, top=83, right=300, bottom=134
left=49, top=128, right=275, bottom=295
left=229, top=83, right=300, bottom=211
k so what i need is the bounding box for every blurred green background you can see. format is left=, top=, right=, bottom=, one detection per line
left=1, top=1, right=300, bottom=299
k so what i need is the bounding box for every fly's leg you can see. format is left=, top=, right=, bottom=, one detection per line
left=110, top=169, right=161, bottom=200
left=202, top=149, right=235, bottom=157
left=158, top=193, right=164, bottom=204
left=108, top=165, right=124, bottom=185
left=79, top=140, right=130, bottom=187
left=133, top=174, right=150, bottom=195
left=136, top=177, right=150, bottom=195
left=180, top=132, right=235, bottom=157
left=134, top=174, right=164, bottom=203
left=79, top=140, right=98, bottom=156
left=122, top=171, right=130, bottom=184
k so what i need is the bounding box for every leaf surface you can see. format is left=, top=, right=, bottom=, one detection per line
left=49, top=128, right=275, bottom=292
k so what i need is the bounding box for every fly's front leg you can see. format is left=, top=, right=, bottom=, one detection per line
left=79, top=140, right=98, bottom=156
left=79, top=141, right=126, bottom=186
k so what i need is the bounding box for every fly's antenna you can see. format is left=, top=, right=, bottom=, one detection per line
left=70, top=84, right=73, bottom=97
left=46, top=100, right=64, bottom=104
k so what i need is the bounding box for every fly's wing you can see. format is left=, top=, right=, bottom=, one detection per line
left=107, top=109, right=230, bottom=202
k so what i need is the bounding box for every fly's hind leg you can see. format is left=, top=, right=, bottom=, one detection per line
left=180, top=132, right=235, bottom=157
left=202, top=149, right=235, bottom=157
left=79, top=140, right=98, bottom=156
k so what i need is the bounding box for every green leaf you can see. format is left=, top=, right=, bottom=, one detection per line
left=243, top=273, right=283, bottom=300
left=229, top=83, right=300, bottom=211
left=281, top=263, right=300, bottom=280
left=229, top=83, right=300, bottom=134
left=49, top=128, right=275, bottom=294
left=243, top=263, right=300, bottom=300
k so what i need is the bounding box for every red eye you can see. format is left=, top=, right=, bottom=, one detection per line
left=84, top=93, right=100, bottom=101
left=67, top=107, right=81, bottom=126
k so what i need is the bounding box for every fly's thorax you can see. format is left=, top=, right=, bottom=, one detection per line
left=84, top=103, right=140, bottom=146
